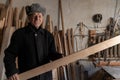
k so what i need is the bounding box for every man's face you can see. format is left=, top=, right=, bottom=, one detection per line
left=29, top=12, right=43, bottom=29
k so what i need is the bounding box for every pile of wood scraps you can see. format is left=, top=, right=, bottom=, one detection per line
left=0, top=0, right=18, bottom=79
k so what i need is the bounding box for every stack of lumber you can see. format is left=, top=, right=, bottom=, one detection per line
left=0, top=0, right=27, bottom=80
left=0, top=0, right=27, bottom=53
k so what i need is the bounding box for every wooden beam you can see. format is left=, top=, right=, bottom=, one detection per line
left=19, top=35, right=120, bottom=80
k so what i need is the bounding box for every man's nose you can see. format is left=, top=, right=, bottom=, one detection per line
left=35, top=16, right=39, bottom=20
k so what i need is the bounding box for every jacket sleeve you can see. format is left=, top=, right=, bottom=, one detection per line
left=48, top=34, right=62, bottom=61
left=4, top=30, right=22, bottom=78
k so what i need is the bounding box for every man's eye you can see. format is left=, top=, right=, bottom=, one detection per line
left=39, top=16, right=41, bottom=18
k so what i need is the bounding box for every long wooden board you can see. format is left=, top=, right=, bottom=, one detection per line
left=0, top=27, right=15, bottom=80
left=19, top=35, right=120, bottom=80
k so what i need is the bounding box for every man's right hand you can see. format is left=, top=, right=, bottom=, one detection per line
left=8, top=73, right=20, bottom=80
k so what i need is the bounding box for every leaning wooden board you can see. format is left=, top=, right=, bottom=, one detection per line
left=19, top=35, right=120, bottom=80
left=0, top=27, right=15, bottom=80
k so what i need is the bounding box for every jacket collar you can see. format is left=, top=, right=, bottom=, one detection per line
left=27, top=23, right=44, bottom=34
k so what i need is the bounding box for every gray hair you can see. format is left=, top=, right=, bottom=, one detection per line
left=25, top=3, right=46, bottom=16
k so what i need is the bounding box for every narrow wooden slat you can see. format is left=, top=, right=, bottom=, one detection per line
left=53, top=28, right=65, bottom=80
left=4, top=7, right=9, bottom=27
left=13, top=7, right=19, bottom=28
left=0, top=3, right=5, bottom=9
left=114, top=45, right=118, bottom=57
left=66, top=29, right=75, bottom=80
left=19, top=35, right=120, bottom=80
left=19, top=7, right=27, bottom=28
left=67, top=29, right=72, bottom=54
left=0, top=27, right=15, bottom=80
left=0, top=18, right=5, bottom=29
left=97, top=36, right=101, bottom=58
left=70, top=28, right=74, bottom=52
left=59, top=0, right=64, bottom=31
left=52, top=69, right=58, bottom=80
left=105, top=34, right=110, bottom=58
left=7, top=7, right=13, bottom=27
left=57, top=32, right=63, bottom=53
left=117, top=44, right=120, bottom=57
left=110, top=46, right=113, bottom=58
left=0, top=7, right=6, bottom=20
left=8, top=0, right=13, bottom=7
left=45, top=15, right=52, bottom=33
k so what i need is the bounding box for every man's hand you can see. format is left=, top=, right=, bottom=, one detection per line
left=8, top=73, right=20, bottom=80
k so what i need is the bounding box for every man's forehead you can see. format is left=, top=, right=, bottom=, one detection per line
left=30, top=12, right=43, bottom=16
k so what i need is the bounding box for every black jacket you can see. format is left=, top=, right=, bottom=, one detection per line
left=4, top=23, right=62, bottom=80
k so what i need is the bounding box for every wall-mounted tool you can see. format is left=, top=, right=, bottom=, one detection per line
left=92, top=13, right=102, bottom=28
left=92, top=13, right=102, bottom=23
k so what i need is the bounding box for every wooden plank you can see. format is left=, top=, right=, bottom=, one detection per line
left=19, top=35, right=120, bottom=80
left=0, top=18, right=5, bottom=29
left=97, top=36, right=101, bottom=58
left=6, top=0, right=13, bottom=27
left=67, top=29, right=73, bottom=54
left=6, top=7, right=13, bottom=27
left=70, top=28, right=74, bottom=51
left=0, top=7, right=6, bottom=20
left=0, top=3, right=5, bottom=9
left=13, top=7, right=19, bottom=28
left=66, top=29, right=76, bottom=80
left=117, top=44, right=120, bottom=57
left=52, top=69, right=58, bottom=80
left=53, top=28, right=66, bottom=80
left=0, top=27, right=15, bottom=80
left=45, top=15, right=53, bottom=33
left=113, top=45, right=118, bottom=57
